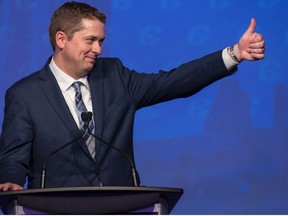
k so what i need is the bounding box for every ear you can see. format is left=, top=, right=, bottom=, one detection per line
left=55, top=31, right=67, bottom=50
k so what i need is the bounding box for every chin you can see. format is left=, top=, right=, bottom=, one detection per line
left=83, top=65, right=94, bottom=74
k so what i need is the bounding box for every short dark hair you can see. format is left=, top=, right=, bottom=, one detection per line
left=49, top=1, right=106, bottom=51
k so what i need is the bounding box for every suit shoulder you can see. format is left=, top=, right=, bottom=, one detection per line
left=95, top=57, right=124, bottom=67
left=7, top=70, right=41, bottom=92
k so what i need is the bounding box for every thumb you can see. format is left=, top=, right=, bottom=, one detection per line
left=245, top=18, right=256, bottom=34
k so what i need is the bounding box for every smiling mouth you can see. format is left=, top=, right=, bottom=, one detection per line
left=85, top=56, right=96, bottom=63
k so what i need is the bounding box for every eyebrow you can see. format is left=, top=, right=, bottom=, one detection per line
left=85, top=35, right=105, bottom=41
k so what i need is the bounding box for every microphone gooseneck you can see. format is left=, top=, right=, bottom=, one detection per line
left=40, top=113, right=91, bottom=189
left=40, top=111, right=138, bottom=188
left=85, top=112, right=139, bottom=187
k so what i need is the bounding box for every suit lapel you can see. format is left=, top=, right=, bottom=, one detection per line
left=39, top=62, right=94, bottom=160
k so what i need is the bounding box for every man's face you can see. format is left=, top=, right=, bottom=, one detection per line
left=60, top=18, right=105, bottom=79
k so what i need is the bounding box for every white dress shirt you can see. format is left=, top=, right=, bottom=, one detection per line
left=49, top=58, right=93, bottom=128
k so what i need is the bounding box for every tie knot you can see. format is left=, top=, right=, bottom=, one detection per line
left=72, top=81, right=82, bottom=92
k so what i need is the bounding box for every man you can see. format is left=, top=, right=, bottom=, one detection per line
left=0, top=1, right=265, bottom=191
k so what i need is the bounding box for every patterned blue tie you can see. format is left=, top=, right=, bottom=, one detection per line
left=72, top=81, right=96, bottom=158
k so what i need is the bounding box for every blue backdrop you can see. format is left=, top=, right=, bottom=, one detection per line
left=0, top=0, right=288, bottom=214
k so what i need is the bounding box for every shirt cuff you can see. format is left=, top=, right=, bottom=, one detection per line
left=222, top=47, right=239, bottom=73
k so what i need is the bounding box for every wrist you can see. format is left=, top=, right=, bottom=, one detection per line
left=228, top=45, right=242, bottom=63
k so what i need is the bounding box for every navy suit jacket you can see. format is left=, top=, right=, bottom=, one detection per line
left=0, top=50, right=234, bottom=188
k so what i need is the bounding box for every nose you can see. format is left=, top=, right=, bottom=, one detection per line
left=92, top=41, right=102, bottom=54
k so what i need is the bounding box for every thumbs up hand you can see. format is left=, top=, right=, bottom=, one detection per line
left=233, top=18, right=265, bottom=62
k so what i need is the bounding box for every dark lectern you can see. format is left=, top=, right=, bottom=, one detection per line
left=0, top=186, right=183, bottom=214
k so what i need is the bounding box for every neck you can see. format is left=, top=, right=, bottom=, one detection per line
left=52, top=55, right=87, bottom=80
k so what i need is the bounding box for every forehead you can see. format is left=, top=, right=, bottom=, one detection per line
left=80, top=18, right=104, bottom=32
left=72, top=18, right=105, bottom=39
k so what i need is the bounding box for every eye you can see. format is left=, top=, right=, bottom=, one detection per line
left=85, top=37, right=105, bottom=46
left=86, top=38, right=94, bottom=44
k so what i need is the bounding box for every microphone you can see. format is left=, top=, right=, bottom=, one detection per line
left=81, top=111, right=92, bottom=130
left=40, top=113, right=91, bottom=188
left=85, top=111, right=139, bottom=187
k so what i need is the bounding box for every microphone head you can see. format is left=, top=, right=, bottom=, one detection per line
left=81, top=111, right=92, bottom=122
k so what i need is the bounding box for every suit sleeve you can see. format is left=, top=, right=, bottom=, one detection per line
left=117, top=50, right=235, bottom=109
left=0, top=87, right=33, bottom=186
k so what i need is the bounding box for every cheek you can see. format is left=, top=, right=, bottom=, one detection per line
left=65, top=41, right=92, bottom=60
left=79, top=46, right=93, bottom=57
